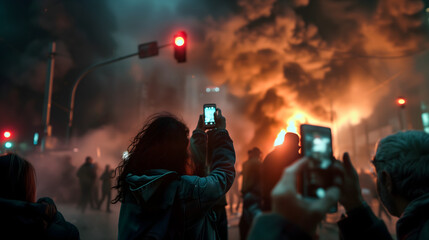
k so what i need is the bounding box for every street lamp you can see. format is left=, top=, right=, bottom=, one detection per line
left=396, top=96, right=407, bottom=130
left=396, top=97, right=406, bottom=108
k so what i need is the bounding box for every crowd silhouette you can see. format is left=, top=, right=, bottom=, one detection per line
left=1, top=110, right=428, bottom=240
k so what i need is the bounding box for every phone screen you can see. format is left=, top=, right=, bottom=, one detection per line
left=301, top=125, right=333, bottom=169
left=300, top=124, right=337, bottom=212
left=204, top=104, right=216, bottom=127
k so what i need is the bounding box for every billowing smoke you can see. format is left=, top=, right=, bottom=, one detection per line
left=1, top=1, right=429, bottom=238
left=202, top=0, right=429, bottom=153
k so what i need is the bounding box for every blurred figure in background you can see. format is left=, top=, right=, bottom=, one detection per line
left=261, top=132, right=300, bottom=211
left=98, top=164, right=114, bottom=212
left=239, top=147, right=263, bottom=240
left=0, top=153, right=79, bottom=239
left=77, top=156, right=97, bottom=213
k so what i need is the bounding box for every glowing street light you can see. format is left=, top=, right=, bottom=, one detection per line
left=396, top=97, right=406, bottom=108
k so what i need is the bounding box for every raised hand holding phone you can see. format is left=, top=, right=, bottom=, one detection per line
left=271, top=157, right=340, bottom=236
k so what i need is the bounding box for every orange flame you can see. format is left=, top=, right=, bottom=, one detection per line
left=273, top=112, right=307, bottom=146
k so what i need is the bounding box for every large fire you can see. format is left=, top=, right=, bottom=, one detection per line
left=273, top=112, right=307, bottom=147
left=273, top=112, right=330, bottom=147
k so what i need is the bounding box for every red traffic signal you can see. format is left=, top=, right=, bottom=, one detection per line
left=396, top=97, right=406, bottom=108
left=173, top=31, right=187, bottom=63
left=3, top=131, right=11, bottom=139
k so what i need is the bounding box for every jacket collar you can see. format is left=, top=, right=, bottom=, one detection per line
left=397, top=192, right=429, bottom=239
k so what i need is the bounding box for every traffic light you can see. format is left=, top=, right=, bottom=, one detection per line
left=173, top=31, right=187, bottom=63
left=2, top=130, right=14, bottom=150
left=396, top=97, right=406, bottom=108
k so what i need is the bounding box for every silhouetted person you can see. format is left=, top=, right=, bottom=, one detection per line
left=337, top=131, right=429, bottom=240
left=0, top=153, right=79, bottom=239
left=113, top=111, right=235, bottom=239
left=77, top=156, right=96, bottom=213
left=239, top=147, right=263, bottom=240
left=98, top=164, right=113, bottom=212
left=261, top=132, right=300, bottom=210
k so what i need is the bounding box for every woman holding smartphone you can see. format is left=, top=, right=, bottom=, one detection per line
left=113, top=110, right=235, bottom=240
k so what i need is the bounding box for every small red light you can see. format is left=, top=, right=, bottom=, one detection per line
left=174, top=37, right=185, bottom=47
left=397, top=98, right=406, bottom=106
left=3, top=131, right=11, bottom=138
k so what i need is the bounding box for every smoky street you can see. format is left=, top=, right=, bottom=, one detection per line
left=2, top=0, right=429, bottom=239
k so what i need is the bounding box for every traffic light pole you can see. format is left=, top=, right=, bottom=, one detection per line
left=65, top=42, right=174, bottom=145
left=66, top=52, right=138, bottom=145
left=41, top=42, right=56, bottom=152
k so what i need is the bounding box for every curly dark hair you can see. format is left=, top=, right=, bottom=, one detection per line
left=112, top=113, right=190, bottom=203
left=0, top=153, right=36, bottom=202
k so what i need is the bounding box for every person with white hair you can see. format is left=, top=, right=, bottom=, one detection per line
left=248, top=130, right=429, bottom=240
left=338, top=130, right=429, bottom=240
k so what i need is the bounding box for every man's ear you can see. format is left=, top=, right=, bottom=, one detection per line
left=380, top=170, right=394, bottom=194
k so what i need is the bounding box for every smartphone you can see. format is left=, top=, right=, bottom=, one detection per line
left=203, top=104, right=216, bottom=128
left=300, top=124, right=337, bottom=212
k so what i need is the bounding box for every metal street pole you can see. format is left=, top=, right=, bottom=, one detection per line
left=65, top=42, right=172, bottom=145
left=41, top=41, right=56, bottom=152
left=65, top=52, right=138, bottom=144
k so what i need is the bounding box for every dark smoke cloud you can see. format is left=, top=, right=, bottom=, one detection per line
left=203, top=0, right=429, bottom=154
left=0, top=0, right=117, bottom=143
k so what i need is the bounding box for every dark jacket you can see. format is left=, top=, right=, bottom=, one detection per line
left=100, top=169, right=114, bottom=193
left=396, top=192, right=429, bottom=240
left=248, top=193, right=429, bottom=240
left=77, top=162, right=96, bottom=187
left=0, top=197, right=80, bottom=240
left=118, top=129, right=235, bottom=240
left=241, top=157, right=261, bottom=195
left=338, top=192, right=429, bottom=240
